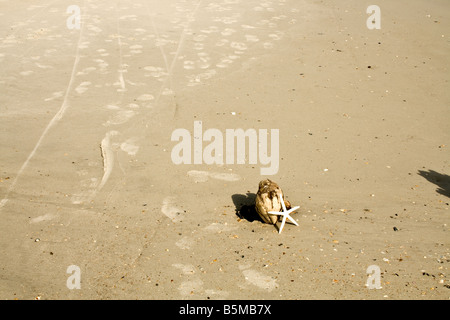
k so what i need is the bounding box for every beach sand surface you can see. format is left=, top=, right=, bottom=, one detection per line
left=0, top=0, right=449, bottom=299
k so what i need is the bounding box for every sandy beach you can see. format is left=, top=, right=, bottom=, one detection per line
left=0, top=0, right=449, bottom=300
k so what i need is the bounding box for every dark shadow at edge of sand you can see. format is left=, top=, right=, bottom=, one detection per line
left=418, top=169, right=450, bottom=198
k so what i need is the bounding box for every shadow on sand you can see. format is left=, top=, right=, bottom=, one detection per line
left=418, top=169, right=450, bottom=198
left=231, top=193, right=264, bottom=223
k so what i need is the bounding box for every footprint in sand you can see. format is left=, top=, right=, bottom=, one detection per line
left=239, top=264, right=279, bottom=292
left=71, top=177, right=98, bottom=204
left=216, top=57, right=233, bottom=69
left=183, top=60, right=195, bottom=70
left=120, top=138, right=139, bottom=156
left=215, top=39, right=229, bottom=47
left=268, top=32, right=283, bottom=41
left=194, top=42, right=204, bottom=51
left=196, top=52, right=211, bottom=69
left=187, top=170, right=240, bottom=183
left=29, top=213, right=57, bottom=224
left=178, top=278, right=204, bottom=296
left=44, top=91, right=64, bottom=101
left=93, top=59, right=109, bottom=72
left=35, top=62, right=53, bottom=69
left=221, top=28, right=236, bottom=36
left=263, top=42, right=274, bottom=49
left=161, top=196, right=184, bottom=222
left=175, top=236, right=195, bottom=250
left=78, top=41, right=90, bottom=50
left=75, top=81, right=92, bottom=94
left=172, top=263, right=196, bottom=275
left=143, top=66, right=167, bottom=78
left=97, top=48, right=109, bottom=57
left=20, top=70, right=34, bottom=76
left=245, top=34, right=259, bottom=43
left=103, top=109, right=135, bottom=127
left=136, top=94, right=154, bottom=102
left=186, top=69, right=217, bottom=86
left=175, top=221, right=237, bottom=251
left=230, top=41, right=247, bottom=52
left=77, top=66, right=97, bottom=76
left=135, top=94, right=154, bottom=108
left=172, top=263, right=229, bottom=298
left=200, top=26, right=219, bottom=34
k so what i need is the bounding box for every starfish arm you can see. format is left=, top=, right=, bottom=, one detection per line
left=286, top=214, right=299, bottom=226
left=269, top=207, right=299, bottom=216
left=268, top=201, right=300, bottom=233
left=268, top=211, right=284, bottom=215
left=278, top=216, right=287, bottom=234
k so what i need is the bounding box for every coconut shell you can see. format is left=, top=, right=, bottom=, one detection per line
left=255, top=179, right=291, bottom=224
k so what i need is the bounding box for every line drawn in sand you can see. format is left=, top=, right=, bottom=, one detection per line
left=0, top=2, right=86, bottom=209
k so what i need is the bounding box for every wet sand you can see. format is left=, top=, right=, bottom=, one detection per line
left=0, top=0, right=449, bottom=299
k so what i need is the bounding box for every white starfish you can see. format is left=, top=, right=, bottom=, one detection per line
left=268, top=195, right=299, bottom=234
